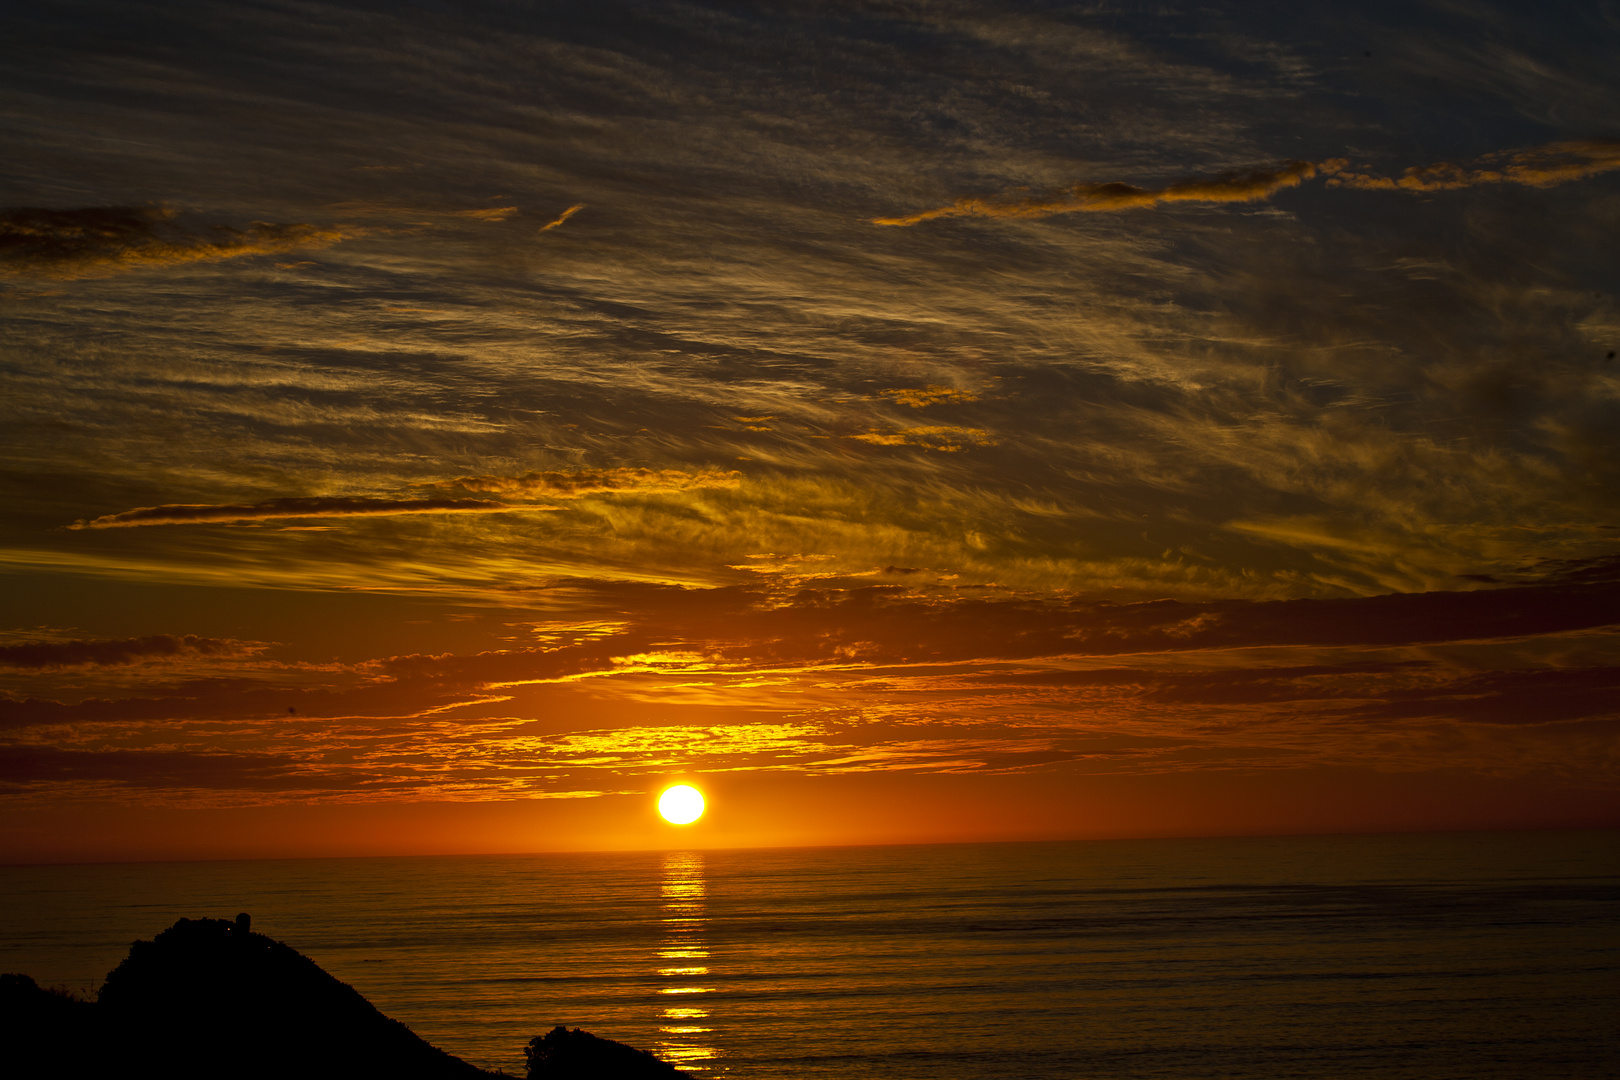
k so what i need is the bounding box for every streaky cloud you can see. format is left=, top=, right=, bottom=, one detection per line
left=0, top=745, right=353, bottom=791
left=881, top=386, right=981, bottom=408
left=849, top=426, right=997, bottom=451
left=69, top=496, right=535, bottom=529
left=452, top=206, right=519, bottom=220
left=539, top=203, right=587, bottom=232
left=0, top=206, right=354, bottom=279
left=427, top=466, right=739, bottom=497
left=873, top=160, right=1323, bottom=226
left=879, top=139, right=1620, bottom=228
left=1326, top=138, right=1620, bottom=192
left=0, top=634, right=249, bottom=668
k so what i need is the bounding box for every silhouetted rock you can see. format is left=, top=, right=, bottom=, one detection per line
left=525, top=1025, right=693, bottom=1079
left=93, top=916, right=492, bottom=1079
left=4, top=917, right=688, bottom=1080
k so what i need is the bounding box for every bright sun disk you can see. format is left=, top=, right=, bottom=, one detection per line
left=658, top=784, right=705, bottom=824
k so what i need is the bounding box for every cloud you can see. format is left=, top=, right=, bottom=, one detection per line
left=1330, top=666, right=1620, bottom=727
left=68, top=496, right=531, bottom=529
left=426, top=466, right=739, bottom=498
left=539, top=203, right=587, bottom=231
left=452, top=206, right=519, bottom=221
left=874, top=160, right=1323, bottom=226
left=850, top=426, right=997, bottom=451
left=0, top=206, right=353, bottom=279
left=875, top=139, right=1620, bottom=227
left=881, top=386, right=981, bottom=408
left=0, top=635, right=249, bottom=669
left=1326, top=139, right=1620, bottom=192
left=0, top=745, right=360, bottom=791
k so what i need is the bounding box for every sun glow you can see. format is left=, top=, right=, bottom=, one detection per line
left=658, top=784, right=706, bottom=825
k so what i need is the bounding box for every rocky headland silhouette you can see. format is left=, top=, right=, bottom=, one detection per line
left=0, top=915, right=693, bottom=1079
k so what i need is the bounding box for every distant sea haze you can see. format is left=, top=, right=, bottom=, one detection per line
left=3, top=830, right=1616, bottom=1079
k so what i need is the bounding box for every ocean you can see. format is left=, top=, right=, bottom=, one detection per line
left=2, top=830, right=1617, bottom=1078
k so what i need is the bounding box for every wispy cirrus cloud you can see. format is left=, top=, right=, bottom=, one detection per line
left=876, top=139, right=1620, bottom=227
left=874, top=160, right=1323, bottom=225
left=55, top=466, right=743, bottom=537
left=1327, top=139, right=1620, bottom=192
left=0, top=206, right=354, bottom=278
left=68, top=496, right=532, bottom=529
left=880, top=386, right=981, bottom=408
left=849, top=426, right=997, bottom=451
left=426, top=466, right=739, bottom=498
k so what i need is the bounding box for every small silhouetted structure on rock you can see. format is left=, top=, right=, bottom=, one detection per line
left=235, top=912, right=252, bottom=932
left=526, top=1025, right=693, bottom=1079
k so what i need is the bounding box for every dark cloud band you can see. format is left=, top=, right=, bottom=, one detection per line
left=0, top=205, right=353, bottom=279
left=0, top=635, right=246, bottom=669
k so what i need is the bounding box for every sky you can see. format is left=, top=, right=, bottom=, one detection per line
left=2, top=0, right=1618, bottom=863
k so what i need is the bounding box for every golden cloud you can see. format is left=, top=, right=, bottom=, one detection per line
left=1325, top=139, right=1620, bottom=192
left=69, top=496, right=535, bottom=529
left=877, top=139, right=1620, bottom=228
left=881, top=386, right=981, bottom=408
left=428, top=466, right=740, bottom=497
left=539, top=203, right=587, bottom=231
left=0, top=206, right=354, bottom=279
left=850, top=426, right=997, bottom=451
left=874, top=160, right=1322, bottom=226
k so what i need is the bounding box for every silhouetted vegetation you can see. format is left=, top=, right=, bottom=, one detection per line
left=2, top=916, right=691, bottom=1080
left=0, top=973, right=95, bottom=1075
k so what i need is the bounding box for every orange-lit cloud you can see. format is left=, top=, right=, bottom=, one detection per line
left=428, top=466, right=739, bottom=498
left=68, top=496, right=531, bottom=529
left=0, top=206, right=353, bottom=278
left=539, top=203, right=587, bottom=231
left=1327, top=139, right=1620, bottom=192
left=453, top=206, right=520, bottom=221
left=880, top=386, right=980, bottom=408
left=874, top=160, right=1323, bottom=225
left=876, top=139, right=1620, bottom=227
left=850, top=426, right=997, bottom=451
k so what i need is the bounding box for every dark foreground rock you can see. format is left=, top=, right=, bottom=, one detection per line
left=1, top=916, right=693, bottom=1080
left=100, top=916, right=492, bottom=1079
left=526, top=1025, right=693, bottom=1079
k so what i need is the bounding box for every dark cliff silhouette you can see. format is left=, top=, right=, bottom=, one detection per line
left=1, top=916, right=694, bottom=1079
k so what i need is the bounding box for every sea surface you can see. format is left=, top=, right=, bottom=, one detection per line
left=2, top=830, right=1617, bottom=1079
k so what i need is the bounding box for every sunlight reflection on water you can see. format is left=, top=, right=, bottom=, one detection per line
left=657, top=851, right=718, bottom=1069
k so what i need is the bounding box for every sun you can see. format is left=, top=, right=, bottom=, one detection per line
left=658, top=784, right=705, bottom=825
